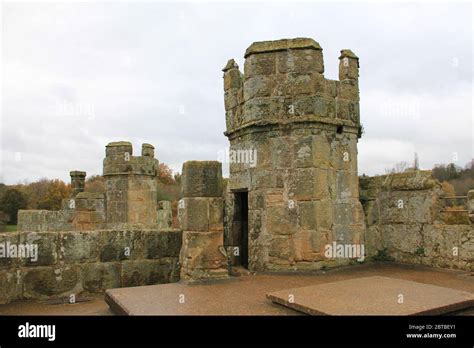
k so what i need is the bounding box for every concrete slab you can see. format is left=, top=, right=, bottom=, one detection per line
left=266, top=276, right=474, bottom=315
left=104, top=264, right=474, bottom=316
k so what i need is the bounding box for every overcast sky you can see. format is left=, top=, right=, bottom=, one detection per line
left=1, top=1, right=472, bottom=184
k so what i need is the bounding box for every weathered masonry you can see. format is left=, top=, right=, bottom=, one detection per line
left=17, top=142, right=169, bottom=232
left=4, top=37, right=471, bottom=298
left=223, top=38, right=365, bottom=271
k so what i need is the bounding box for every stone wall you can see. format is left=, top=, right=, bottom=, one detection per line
left=223, top=38, right=365, bottom=272
left=0, top=228, right=182, bottom=304
left=17, top=210, right=72, bottom=232
left=361, top=171, right=473, bottom=271
left=18, top=192, right=107, bottom=232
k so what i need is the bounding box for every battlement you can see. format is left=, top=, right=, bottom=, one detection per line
left=223, top=37, right=361, bottom=139
left=103, top=141, right=159, bottom=177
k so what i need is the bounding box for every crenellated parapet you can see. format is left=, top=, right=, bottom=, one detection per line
left=223, top=38, right=361, bottom=139
left=103, top=141, right=159, bottom=177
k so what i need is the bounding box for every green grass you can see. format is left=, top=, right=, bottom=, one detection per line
left=4, top=225, right=17, bottom=232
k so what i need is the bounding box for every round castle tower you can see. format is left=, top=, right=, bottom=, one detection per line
left=103, top=141, right=159, bottom=225
left=223, top=38, right=366, bottom=272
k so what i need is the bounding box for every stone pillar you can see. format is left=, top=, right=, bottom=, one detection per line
left=468, top=190, right=474, bottom=223
left=142, top=143, right=155, bottom=157
left=178, top=161, right=228, bottom=281
left=70, top=171, right=86, bottom=197
left=339, top=49, right=359, bottom=81
left=223, top=59, right=243, bottom=132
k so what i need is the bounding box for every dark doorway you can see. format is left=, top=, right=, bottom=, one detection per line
left=234, top=191, right=249, bottom=268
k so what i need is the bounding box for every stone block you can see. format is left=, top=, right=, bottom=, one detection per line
left=19, top=231, right=58, bottom=266
left=179, top=231, right=227, bottom=280
left=143, top=229, right=182, bottom=259
left=298, top=201, right=317, bottom=230
left=248, top=209, right=262, bottom=240
left=244, top=52, right=276, bottom=78
left=334, top=203, right=353, bottom=226
left=61, top=231, right=99, bottom=263
left=293, top=229, right=326, bottom=261
left=266, top=204, right=297, bottom=235
left=276, top=49, right=324, bottom=74
left=248, top=191, right=264, bottom=210
left=243, top=75, right=272, bottom=101
left=208, top=198, right=224, bottom=232
left=0, top=232, right=19, bottom=269
left=272, top=137, right=293, bottom=169
left=379, top=193, right=410, bottom=224
left=315, top=200, right=334, bottom=229
left=82, top=262, right=121, bottom=293
left=23, top=265, right=81, bottom=298
left=241, top=97, right=270, bottom=124
left=99, top=229, right=144, bottom=262
left=178, top=197, right=210, bottom=231
left=338, top=79, right=359, bottom=101
left=288, top=168, right=315, bottom=200
left=223, top=68, right=242, bottom=91
left=336, top=98, right=359, bottom=123
left=251, top=170, right=274, bottom=190
left=121, top=259, right=179, bottom=287
left=268, top=235, right=292, bottom=259
left=312, top=134, right=331, bottom=169
left=286, top=73, right=314, bottom=96
left=407, top=194, right=433, bottom=223
left=383, top=224, right=423, bottom=254
left=336, top=170, right=358, bottom=201
left=294, top=137, right=313, bottom=168
left=0, top=269, right=22, bottom=304
left=181, top=161, right=223, bottom=198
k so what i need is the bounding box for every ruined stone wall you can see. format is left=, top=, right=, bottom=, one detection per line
left=18, top=192, right=107, bottom=232
left=0, top=228, right=182, bottom=304
left=361, top=171, right=473, bottom=271
left=223, top=38, right=365, bottom=272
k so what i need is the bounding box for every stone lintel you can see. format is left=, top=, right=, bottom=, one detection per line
left=244, top=38, right=322, bottom=58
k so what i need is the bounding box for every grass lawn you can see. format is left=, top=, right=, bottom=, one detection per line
left=4, top=225, right=17, bottom=232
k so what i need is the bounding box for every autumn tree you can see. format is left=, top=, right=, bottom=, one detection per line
left=36, top=179, right=71, bottom=210
left=0, top=188, right=27, bottom=224
left=85, top=175, right=105, bottom=193
left=158, top=163, right=175, bottom=185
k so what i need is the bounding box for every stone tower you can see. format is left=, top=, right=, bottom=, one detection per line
left=103, top=141, right=159, bottom=225
left=223, top=38, right=366, bottom=272
left=70, top=170, right=86, bottom=197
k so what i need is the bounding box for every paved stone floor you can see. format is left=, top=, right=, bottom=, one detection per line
left=106, top=263, right=474, bottom=315
left=0, top=295, right=112, bottom=315
left=267, top=276, right=474, bottom=315
left=1, top=263, right=473, bottom=316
